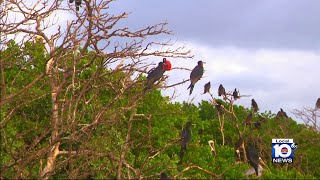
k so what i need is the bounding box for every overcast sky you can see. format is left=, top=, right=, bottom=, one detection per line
left=7, top=0, right=319, bottom=122
left=111, top=0, right=320, bottom=121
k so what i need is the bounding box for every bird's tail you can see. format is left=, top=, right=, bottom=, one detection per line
left=187, top=84, right=194, bottom=95
left=179, top=146, right=185, bottom=164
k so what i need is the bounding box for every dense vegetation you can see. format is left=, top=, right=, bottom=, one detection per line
left=1, top=40, right=319, bottom=179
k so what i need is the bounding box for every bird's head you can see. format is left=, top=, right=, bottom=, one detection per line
left=186, top=121, right=193, bottom=128
left=198, top=60, right=204, bottom=66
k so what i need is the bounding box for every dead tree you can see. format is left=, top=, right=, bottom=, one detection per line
left=292, top=107, right=320, bottom=132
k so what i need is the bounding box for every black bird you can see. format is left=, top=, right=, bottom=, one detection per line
left=235, top=136, right=244, bottom=161
left=160, top=172, right=170, bottom=180
left=203, top=82, right=211, bottom=94
left=251, top=99, right=259, bottom=113
left=215, top=99, right=224, bottom=115
left=253, top=121, right=261, bottom=129
left=258, top=116, right=267, bottom=123
left=144, top=62, right=166, bottom=92
left=218, top=84, right=226, bottom=96
left=233, top=88, right=239, bottom=100
left=69, top=0, right=82, bottom=11
left=179, top=121, right=192, bottom=163
left=75, top=0, right=82, bottom=11
left=187, top=61, right=204, bottom=95
left=244, top=113, right=253, bottom=126
left=276, top=108, right=288, bottom=118
left=248, top=144, right=260, bottom=176
left=316, top=98, right=320, bottom=109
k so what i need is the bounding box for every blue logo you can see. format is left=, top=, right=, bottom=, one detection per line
left=272, top=139, right=298, bottom=163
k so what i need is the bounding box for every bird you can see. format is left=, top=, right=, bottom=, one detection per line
left=251, top=99, right=259, bottom=113
left=162, top=58, right=171, bottom=71
left=258, top=116, right=267, bottom=123
left=203, top=82, right=211, bottom=94
left=215, top=99, right=224, bottom=115
left=235, top=136, right=244, bottom=162
left=253, top=121, right=261, bottom=129
left=233, top=88, right=239, bottom=100
left=187, top=61, right=204, bottom=95
left=69, top=0, right=82, bottom=11
left=244, top=113, right=253, bottom=126
left=160, top=172, right=170, bottom=180
left=75, top=0, right=82, bottom=11
left=179, top=121, right=192, bottom=164
left=144, top=62, right=167, bottom=92
left=218, top=84, right=226, bottom=96
left=316, top=98, right=320, bottom=109
left=276, top=108, right=288, bottom=118
left=247, top=144, right=260, bottom=176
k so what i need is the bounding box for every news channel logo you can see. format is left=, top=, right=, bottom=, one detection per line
left=272, top=139, right=298, bottom=163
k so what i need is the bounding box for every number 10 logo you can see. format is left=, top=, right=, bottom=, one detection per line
left=273, top=144, right=292, bottom=158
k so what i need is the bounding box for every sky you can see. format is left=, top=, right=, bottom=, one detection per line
left=5, top=0, right=319, bottom=122
left=110, top=0, right=320, bottom=121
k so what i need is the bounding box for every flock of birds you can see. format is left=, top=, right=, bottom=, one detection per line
left=143, top=58, right=320, bottom=179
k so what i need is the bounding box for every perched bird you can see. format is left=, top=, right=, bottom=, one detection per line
left=144, top=62, right=167, bottom=92
left=215, top=99, right=224, bottom=115
left=69, top=0, right=82, bottom=11
left=75, top=0, right=82, bottom=11
left=316, top=98, right=320, bottom=109
left=244, top=113, right=253, bottom=126
left=179, top=121, right=192, bottom=164
left=251, top=99, right=259, bottom=113
left=187, top=61, right=204, bottom=95
left=258, top=116, right=267, bottom=123
left=208, top=140, right=216, bottom=158
left=162, top=58, right=172, bottom=71
left=203, top=82, right=211, bottom=94
left=218, top=84, right=226, bottom=96
left=160, top=172, right=170, bottom=180
left=253, top=121, right=261, bottom=129
left=235, top=136, right=244, bottom=162
left=247, top=144, right=260, bottom=176
left=276, top=108, right=288, bottom=118
left=233, top=88, right=239, bottom=100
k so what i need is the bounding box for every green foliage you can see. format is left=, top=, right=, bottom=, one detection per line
left=1, top=40, right=320, bottom=179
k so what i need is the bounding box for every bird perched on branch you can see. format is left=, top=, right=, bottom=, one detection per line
left=69, top=0, right=82, bottom=11
left=235, top=136, right=244, bottom=162
left=316, top=98, right=320, bottom=109
left=233, top=88, right=239, bottom=100
left=247, top=144, right=260, bottom=176
left=251, top=99, right=259, bottom=113
left=187, top=61, right=204, bottom=95
left=179, top=121, right=192, bottom=164
left=244, top=113, right=253, bottom=126
left=218, top=84, right=226, bottom=97
left=276, top=108, right=288, bottom=118
left=144, top=62, right=167, bottom=92
left=215, top=99, right=224, bottom=115
left=253, top=121, right=261, bottom=129
left=203, top=82, right=211, bottom=94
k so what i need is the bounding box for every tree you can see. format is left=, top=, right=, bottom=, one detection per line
left=292, top=107, right=320, bottom=132
left=1, top=0, right=191, bottom=179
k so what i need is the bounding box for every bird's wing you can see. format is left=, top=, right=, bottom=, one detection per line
left=190, top=66, right=203, bottom=79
